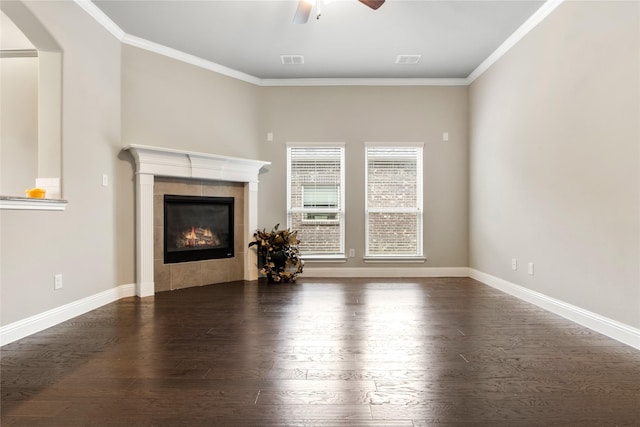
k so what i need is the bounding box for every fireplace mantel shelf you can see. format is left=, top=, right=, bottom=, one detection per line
left=124, top=144, right=270, bottom=183
left=123, top=144, right=270, bottom=298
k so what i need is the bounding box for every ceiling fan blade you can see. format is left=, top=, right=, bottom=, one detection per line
left=358, top=0, right=385, bottom=10
left=293, top=0, right=312, bottom=24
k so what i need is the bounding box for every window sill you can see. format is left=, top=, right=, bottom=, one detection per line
left=363, top=256, right=426, bottom=263
left=0, top=196, right=68, bottom=211
left=302, top=255, right=347, bottom=263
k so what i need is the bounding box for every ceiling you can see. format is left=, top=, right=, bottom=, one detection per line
left=90, top=0, right=546, bottom=83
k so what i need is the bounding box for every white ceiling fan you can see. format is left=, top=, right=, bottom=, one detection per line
left=293, top=0, right=385, bottom=24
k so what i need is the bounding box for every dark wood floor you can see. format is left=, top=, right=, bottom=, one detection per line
left=2, top=277, right=639, bottom=426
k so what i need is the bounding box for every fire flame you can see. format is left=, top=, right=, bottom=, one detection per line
left=177, top=226, right=220, bottom=248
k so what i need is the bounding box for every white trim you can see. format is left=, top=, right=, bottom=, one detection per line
left=135, top=173, right=155, bottom=297
left=73, top=0, right=125, bottom=40
left=364, top=141, right=425, bottom=148
left=286, top=141, right=346, bottom=148
left=467, top=0, right=565, bottom=83
left=469, top=269, right=640, bottom=350
left=0, top=197, right=68, bottom=211
left=260, top=78, right=469, bottom=87
left=121, top=34, right=263, bottom=86
left=0, top=284, right=135, bottom=346
left=302, top=267, right=469, bottom=278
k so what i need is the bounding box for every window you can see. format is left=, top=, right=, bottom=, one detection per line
left=365, top=143, right=423, bottom=258
left=302, top=184, right=339, bottom=221
left=287, top=144, right=345, bottom=257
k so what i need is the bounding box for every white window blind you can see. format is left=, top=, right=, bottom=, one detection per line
left=287, top=145, right=345, bottom=256
left=365, top=145, right=423, bottom=257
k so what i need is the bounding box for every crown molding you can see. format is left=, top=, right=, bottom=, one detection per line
left=121, top=34, right=263, bottom=86
left=467, top=0, right=564, bottom=84
left=74, top=0, right=125, bottom=40
left=77, top=0, right=561, bottom=88
left=260, top=77, right=469, bottom=87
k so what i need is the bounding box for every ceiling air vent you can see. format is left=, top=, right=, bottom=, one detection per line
left=281, top=54, right=305, bottom=65
left=395, top=54, right=422, bottom=65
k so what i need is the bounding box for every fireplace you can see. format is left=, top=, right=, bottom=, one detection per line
left=124, top=144, right=270, bottom=297
left=164, top=195, right=234, bottom=264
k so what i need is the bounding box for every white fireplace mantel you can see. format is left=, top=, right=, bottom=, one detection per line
left=125, top=144, right=270, bottom=183
left=124, top=144, right=270, bottom=297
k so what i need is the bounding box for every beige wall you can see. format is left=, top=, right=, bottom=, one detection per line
left=121, top=52, right=470, bottom=269
left=1, top=1, right=63, bottom=189
left=1, top=56, right=38, bottom=196
left=469, top=1, right=640, bottom=327
left=121, top=45, right=262, bottom=159
left=1, top=0, right=123, bottom=325
left=257, top=86, right=469, bottom=268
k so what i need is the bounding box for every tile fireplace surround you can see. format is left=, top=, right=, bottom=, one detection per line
left=154, top=178, right=243, bottom=292
left=124, top=145, right=270, bottom=297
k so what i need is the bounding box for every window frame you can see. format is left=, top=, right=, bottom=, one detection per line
left=364, top=142, right=425, bottom=261
left=286, top=142, right=346, bottom=259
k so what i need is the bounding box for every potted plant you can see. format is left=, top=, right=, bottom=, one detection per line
left=249, top=224, right=304, bottom=282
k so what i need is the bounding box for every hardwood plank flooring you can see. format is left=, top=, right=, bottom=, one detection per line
left=2, top=277, right=639, bottom=426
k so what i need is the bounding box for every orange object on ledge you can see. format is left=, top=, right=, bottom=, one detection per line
left=25, top=188, right=46, bottom=199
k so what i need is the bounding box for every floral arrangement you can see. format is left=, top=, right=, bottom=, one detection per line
left=248, top=224, right=303, bottom=282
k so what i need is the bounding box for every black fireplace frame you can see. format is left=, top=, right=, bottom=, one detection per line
left=163, top=194, right=234, bottom=264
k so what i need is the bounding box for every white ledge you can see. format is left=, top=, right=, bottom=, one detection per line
left=123, top=144, right=270, bottom=183
left=0, top=196, right=68, bottom=211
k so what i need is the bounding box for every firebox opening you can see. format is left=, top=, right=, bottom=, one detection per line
left=164, top=195, right=234, bottom=264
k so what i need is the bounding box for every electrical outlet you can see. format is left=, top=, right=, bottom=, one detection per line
left=528, top=262, right=534, bottom=275
left=511, top=258, right=517, bottom=271
left=54, top=274, right=63, bottom=290
left=348, top=248, right=355, bottom=258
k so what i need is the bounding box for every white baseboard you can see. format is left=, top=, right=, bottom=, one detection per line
left=469, top=269, right=640, bottom=350
left=0, top=283, right=136, bottom=346
left=302, top=266, right=470, bottom=278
